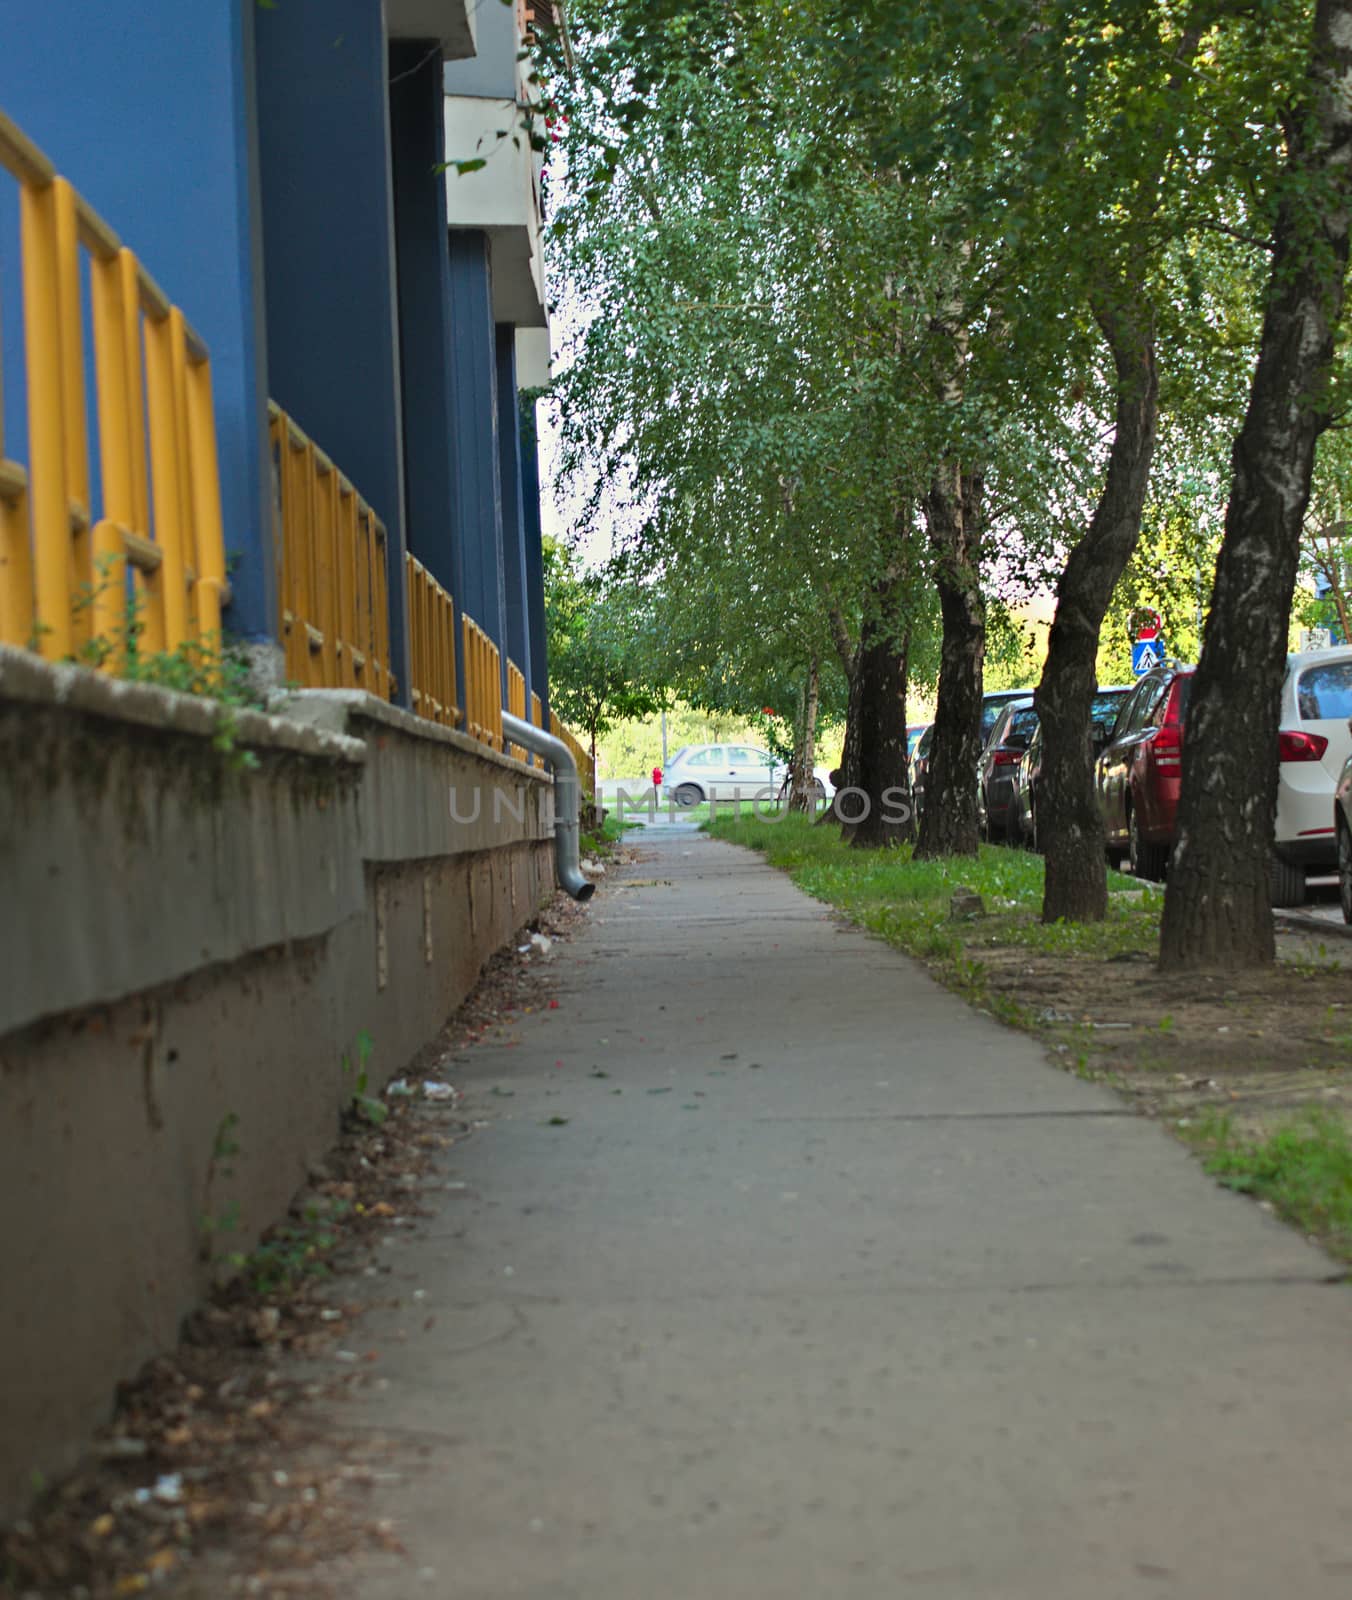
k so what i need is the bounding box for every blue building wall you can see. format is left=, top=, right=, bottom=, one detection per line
left=0, top=0, right=274, bottom=641
left=447, top=232, right=506, bottom=687
left=521, top=401, right=549, bottom=716
left=254, top=0, right=411, bottom=701
left=390, top=39, right=466, bottom=698
left=496, top=327, right=533, bottom=700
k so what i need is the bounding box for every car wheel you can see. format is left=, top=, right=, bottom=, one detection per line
left=1269, top=852, right=1306, bottom=909
left=1128, top=806, right=1168, bottom=881
left=673, top=783, right=703, bottom=809
left=1340, top=822, right=1352, bottom=925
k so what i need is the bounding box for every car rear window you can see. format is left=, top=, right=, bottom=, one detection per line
left=1091, top=690, right=1128, bottom=726
left=983, top=697, right=1031, bottom=740
left=1297, top=660, right=1352, bottom=720
left=1007, top=707, right=1039, bottom=743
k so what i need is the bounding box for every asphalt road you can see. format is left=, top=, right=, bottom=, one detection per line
left=336, top=828, right=1352, bottom=1599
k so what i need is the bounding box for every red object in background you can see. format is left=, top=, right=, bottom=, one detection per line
left=652, top=766, right=663, bottom=788
left=1279, top=730, right=1329, bottom=763
left=1099, top=669, right=1193, bottom=868
left=1131, top=606, right=1163, bottom=642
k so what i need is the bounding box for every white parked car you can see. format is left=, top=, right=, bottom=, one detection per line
left=1272, top=646, right=1352, bottom=904
left=661, top=744, right=834, bottom=807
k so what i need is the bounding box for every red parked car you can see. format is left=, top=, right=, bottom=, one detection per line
left=1094, top=666, right=1193, bottom=879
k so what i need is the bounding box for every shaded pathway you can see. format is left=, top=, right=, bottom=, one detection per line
left=338, top=830, right=1352, bottom=1598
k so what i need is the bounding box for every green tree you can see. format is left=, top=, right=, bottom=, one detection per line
left=1161, top=0, right=1352, bottom=969
left=544, top=540, right=664, bottom=769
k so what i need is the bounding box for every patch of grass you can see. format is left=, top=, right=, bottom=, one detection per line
left=1183, top=1109, right=1352, bottom=1262
left=224, top=1201, right=347, bottom=1296
left=705, top=812, right=1153, bottom=976
left=580, top=808, right=638, bottom=858
left=342, top=1030, right=386, bottom=1127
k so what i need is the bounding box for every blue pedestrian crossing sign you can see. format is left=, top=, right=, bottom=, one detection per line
left=1132, top=639, right=1164, bottom=675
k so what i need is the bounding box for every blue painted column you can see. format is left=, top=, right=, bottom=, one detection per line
left=447, top=232, right=506, bottom=687
left=496, top=327, right=533, bottom=702
left=520, top=400, right=549, bottom=717
left=389, top=39, right=466, bottom=703
left=0, top=0, right=274, bottom=643
left=253, top=0, right=411, bottom=704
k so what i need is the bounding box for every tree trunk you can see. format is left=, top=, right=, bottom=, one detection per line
left=819, top=608, right=857, bottom=825
left=1037, top=288, right=1158, bottom=922
left=787, top=655, right=821, bottom=813
left=914, top=467, right=985, bottom=859
left=842, top=589, right=911, bottom=848
left=835, top=662, right=864, bottom=792
left=1160, top=0, right=1352, bottom=970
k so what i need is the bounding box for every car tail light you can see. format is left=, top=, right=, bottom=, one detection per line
left=1151, top=724, right=1182, bottom=770
left=1278, top=729, right=1329, bottom=762
left=991, top=748, right=1021, bottom=767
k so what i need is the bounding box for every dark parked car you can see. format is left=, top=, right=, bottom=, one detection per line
left=912, top=692, right=1036, bottom=828
left=981, top=689, right=1033, bottom=744
left=1010, top=723, right=1044, bottom=850
left=1336, top=743, right=1352, bottom=924
left=1010, top=687, right=1133, bottom=850
left=978, top=698, right=1036, bottom=842
left=1094, top=667, right=1193, bottom=879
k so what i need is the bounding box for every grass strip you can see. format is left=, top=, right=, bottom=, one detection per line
left=705, top=812, right=1157, bottom=968
left=1184, top=1110, right=1352, bottom=1263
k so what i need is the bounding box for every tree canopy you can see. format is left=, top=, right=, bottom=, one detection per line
left=535, top=0, right=1352, bottom=964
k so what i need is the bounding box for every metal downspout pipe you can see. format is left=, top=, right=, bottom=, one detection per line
left=501, top=711, right=596, bottom=902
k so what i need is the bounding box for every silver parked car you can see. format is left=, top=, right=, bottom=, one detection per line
left=661, top=744, right=834, bottom=806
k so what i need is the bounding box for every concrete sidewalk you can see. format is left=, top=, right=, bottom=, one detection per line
left=339, top=830, right=1352, bottom=1599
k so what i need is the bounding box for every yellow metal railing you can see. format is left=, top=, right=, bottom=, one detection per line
left=462, top=613, right=502, bottom=751
left=551, top=709, right=595, bottom=798
left=406, top=553, right=459, bottom=726
left=506, top=657, right=527, bottom=761
left=269, top=402, right=391, bottom=700
left=0, top=110, right=228, bottom=670
left=530, top=689, right=544, bottom=770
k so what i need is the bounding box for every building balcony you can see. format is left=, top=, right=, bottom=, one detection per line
left=443, top=91, right=548, bottom=330
left=442, top=0, right=567, bottom=338
left=388, top=0, right=476, bottom=60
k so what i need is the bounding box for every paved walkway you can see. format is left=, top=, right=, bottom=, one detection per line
left=342, top=830, right=1352, bottom=1598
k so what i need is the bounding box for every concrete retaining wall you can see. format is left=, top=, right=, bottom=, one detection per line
left=0, top=650, right=558, bottom=1517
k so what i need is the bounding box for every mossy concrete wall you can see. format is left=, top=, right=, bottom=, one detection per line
left=0, top=650, right=557, bottom=1518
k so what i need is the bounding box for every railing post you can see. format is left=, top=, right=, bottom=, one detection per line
left=53, top=179, right=91, bottom=653
left=20, top=171, right=70, bottom=660
left=142, top=306, right=189, bottom=652
left=185, top=353, right=227, bottom=651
